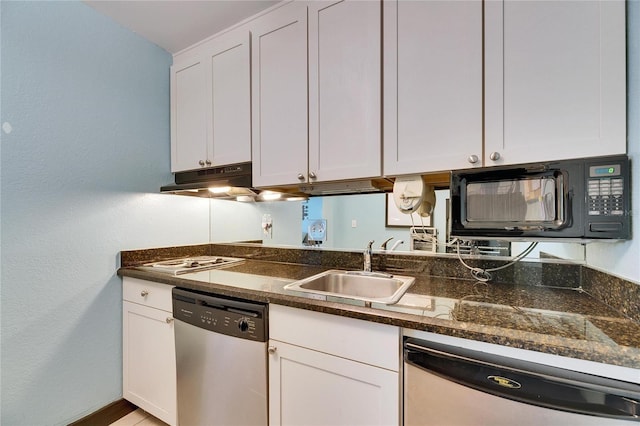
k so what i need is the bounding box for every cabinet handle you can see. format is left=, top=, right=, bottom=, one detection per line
left=205, top=159, right=212, bottom=166
left=297, top=173, right=305, bottom=181
left=198, top=160, right=205, bottom=166
left=140, top=290, right=149, bottom=297
left=490, top=152, right=501, bottom=161
left=467, top=155, right=479, bottom=164
left=166, top=317, right=174, bottom=324
left=309, top=172, right=317, bottom=180
left=268, top=346, right=277, bottom=354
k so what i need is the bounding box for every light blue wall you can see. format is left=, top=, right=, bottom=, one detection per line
left=0, top=2, right=210, bottom=424
left=586, top=0, right=640, bottom=283
left=210, top=195, right=413, bottom=251
left=322, top=194, right=410, bottom=250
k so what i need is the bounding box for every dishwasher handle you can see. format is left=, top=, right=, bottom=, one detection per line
left=404, top=339, right=640, bottom=421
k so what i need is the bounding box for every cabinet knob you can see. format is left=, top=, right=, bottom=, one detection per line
left=467, top=155, right=479, bottom=164
left=268, top=346, right=277, bottom=354
left=205, top=159, right=212, bottom=166
left=166, top=317, right=174, bottom=324
left=309, top=172, right=317, bottom=180
left=490, top=152, right=501, bottom=161
left=140, top=290, right=149, bottom=297
left=198, top=160, right=205, bottom=166
left=297, top=173, right=305, bottom=181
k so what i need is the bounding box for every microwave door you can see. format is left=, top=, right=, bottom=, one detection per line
left=461, top=174, right=568, bottom=231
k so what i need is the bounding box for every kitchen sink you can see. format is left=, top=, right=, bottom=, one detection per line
left=284, top=270, right=415, bottom=305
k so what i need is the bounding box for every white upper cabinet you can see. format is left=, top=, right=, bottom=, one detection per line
left=207, top=30, right=251, bottom=167
left=172, top=0, right=626, bottom=178
left=251, top=1, right=309, bottom=187
left=252, top=0, right=381, bottom=188
left=383, top=0, right=483, bottom=175
left=309, top=0, right=381, bottom=182
left=484, top=0, right=626, bottom=166
left=171, top=58, right=207, bottom=172
left=171, top=27, right=251, bottom=172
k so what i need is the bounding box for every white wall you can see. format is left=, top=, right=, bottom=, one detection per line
left=585, top=0, right=640, bottom=284
left=0, top=2, right=209, bottom=424
left=210, top=199, right=262, bottom=243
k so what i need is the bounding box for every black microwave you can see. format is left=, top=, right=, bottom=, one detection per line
left=450, top=155, right=631, bottom=241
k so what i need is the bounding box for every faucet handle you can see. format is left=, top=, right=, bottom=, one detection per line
left=366, top=240, right=375, bottom=251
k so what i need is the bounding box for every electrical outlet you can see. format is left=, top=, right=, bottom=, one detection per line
left=351, top=219, right=357, bottom=228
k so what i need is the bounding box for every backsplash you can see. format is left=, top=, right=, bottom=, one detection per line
left=581, top=267, right=640, bottom=323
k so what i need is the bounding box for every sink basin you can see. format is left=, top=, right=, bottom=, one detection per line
left=284, top=270, right=415, bottom=305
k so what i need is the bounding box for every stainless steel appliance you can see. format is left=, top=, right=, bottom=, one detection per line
left=450, top=155, right=631, bottom=240
left=172, top=288, right=268, bottom=425
left=139, top=255, right=244, bottom=275
left=160, top=162, right=258, bottom=199
left=404, top=338, right=640, bottom=425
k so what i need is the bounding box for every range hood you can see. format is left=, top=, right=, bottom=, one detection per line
left=160, top=162, right=395, bottom=200
left=160, top=162, right=261, bottom=200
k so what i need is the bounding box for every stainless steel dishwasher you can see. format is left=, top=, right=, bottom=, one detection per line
left=172, top=288, right=268, bottom=426
left=404, top=338, right=640, bottom=425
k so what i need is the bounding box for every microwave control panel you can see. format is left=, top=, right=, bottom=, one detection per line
left=584, top=155, right=630, bottom=238
left=587, top=163, right=625, bottom=216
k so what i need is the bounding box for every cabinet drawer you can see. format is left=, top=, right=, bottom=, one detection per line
left=123, top=277, right=174, bottom=312
left=270, top=304, right=400, bottom=371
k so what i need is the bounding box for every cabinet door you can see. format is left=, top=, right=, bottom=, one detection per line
left=206, top=30, right=251, bottom=166
left=383, top=0, right=482, bottom=174
left=309, top=0, right=381, bottom=182
left=251, top=2, right=308, bottom=187
left=123, top=301, right=177, bottom=426
left=171, top=57, right=207, bottom=172
left=485, top=0, right=626, bottom=166
left=269, top=340, right=399, bottom=426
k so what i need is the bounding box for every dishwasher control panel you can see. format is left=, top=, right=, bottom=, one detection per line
left=172, top=287, right=267, bottom=342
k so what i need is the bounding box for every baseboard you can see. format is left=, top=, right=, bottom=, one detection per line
left=68, top=399, right=137, bottom=426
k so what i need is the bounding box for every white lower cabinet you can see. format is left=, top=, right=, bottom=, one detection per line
left=122, top=278, right=177, bottom=426
left=268, top=304, right=400, bottom=426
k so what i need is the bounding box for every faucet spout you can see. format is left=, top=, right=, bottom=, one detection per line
left=380, top=237, right=394, bottom=250
left=363, top=240, right=374, bottom=272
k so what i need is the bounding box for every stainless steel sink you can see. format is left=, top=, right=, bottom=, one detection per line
left=284, top=270, right=415, bottom=305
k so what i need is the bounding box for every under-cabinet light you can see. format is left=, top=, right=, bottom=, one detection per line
left=236, top=195, right=255, bottom=202
left=208, top=186, right=231, bottom=194
left=260, top=191, right=282, bottom=201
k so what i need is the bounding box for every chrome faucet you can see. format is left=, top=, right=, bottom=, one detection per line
left=363, top=240, right=374, bottom=272
left=380, top=237, right=394, bottom=250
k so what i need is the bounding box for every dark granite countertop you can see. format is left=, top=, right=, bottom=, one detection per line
left=118, top=244, right=640, bottom=371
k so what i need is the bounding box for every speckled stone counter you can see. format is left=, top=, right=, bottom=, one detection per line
left=118, top=243, right=640, bottom=371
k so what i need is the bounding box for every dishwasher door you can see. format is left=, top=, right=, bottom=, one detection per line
left=173, top=288, right=268, bottom=426
left=404, top=338, right=640, bottom=425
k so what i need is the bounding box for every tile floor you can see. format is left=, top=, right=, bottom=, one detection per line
left=109, top=409, right=168, bottom=426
